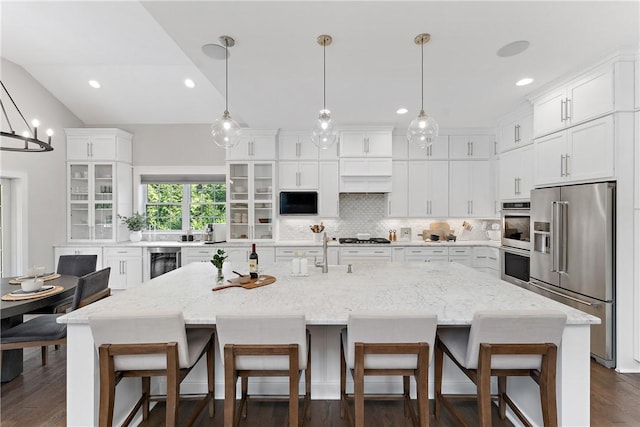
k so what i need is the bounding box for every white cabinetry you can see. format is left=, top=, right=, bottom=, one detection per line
left=339, top=247, right=392, bottom=264
left=449, top=135, right=493, bottom=159
left=104, top=247, right=142, bottom=290
left=499, top=107, right=533, bottom=153
left=533, top=61, right=634, bottom=138
left=472, top=246, right=499, bottom=278
left=387, top=161, right=408, bottom=217
left=449, top=161, right=493, bottom=217
left=227, top=162, right=275, bottom=241
left=278, top=133, right=319, bottom=160
left=391, top=246, right=405, bottom=262
left=318, top=162, right=339, bottom=217
left=226, top=130, right=277, bottom=161
left=447, top=246, right=472, bottom=267
left=499, top=146, right=533, bottom=200
left=404, top=247, right=448, bottom=263
left=54, top=246, right=103, bottom=271
left=223, top=245, right=275, bottom=269
left=65, top=129, right=132, bottom=242
left=181, top=247, right=218, bottom=265
left=275, top=246, right=339, bottom=266
left=339, top=130, right=392, bottom=157
left=278, top=161, right=319, bottom=190
left=407, top=161, right=448, bottom=217
left=408, top=135, right=449, bottom=160
left=534, top=115, right=614, bottom=186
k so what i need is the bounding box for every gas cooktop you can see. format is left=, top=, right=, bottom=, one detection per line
left=338, top=238, right=391, bottom=244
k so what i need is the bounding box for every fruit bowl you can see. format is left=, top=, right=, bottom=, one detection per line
left=258, top=218, right=271, bottom=223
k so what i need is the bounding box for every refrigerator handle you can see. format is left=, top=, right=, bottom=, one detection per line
left=559, top=201, right=568, bottom=274
left=529, top=280, right=595, bottom=307
left=552, top=201, right=560, bottom=272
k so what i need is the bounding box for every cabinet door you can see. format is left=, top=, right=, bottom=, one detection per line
left=251, top=135, right=277, bottom=160
left=252, top=162, right=274, bottom=240
left=567, top=115, right=614, bottom=182
left=226, top=138, right=252, bottom=160
left=534, top=131, right=567, bottom=186
left=429, top=161, right=449, bottom=217
left=298, top=161, right=319, bottom=189
left=105, top=257, right=126, bottom=289
left=449, top=136, right=493, bottom=159
left=568, top=66, right=614, bottom=126
left=69, top=163, right=91, bottom=241
left=408, top=135, right=449, bottom=159
left=67, top=137, right=91, bottom=161
left=387, top=161, right=408, bottom=217
left=469, top=161, right=493, bottom=216
left=449, top=162, right=472, bottom=216
left=89, top=136, right=117, bottom=161
left=278, top=162, right=300, bottom=189
left=92, top=163, right=115, bottom=241
left=339, top=132, right=366, bottom=157
left=365, top=131, right=393, bottom=157
left=499, top=149, right=521, bottom=200
left=534, top=89, right=566, bottom=137
left=318, top=162, right=339, bottom=217
left=407, top=162, right=429, bottom=217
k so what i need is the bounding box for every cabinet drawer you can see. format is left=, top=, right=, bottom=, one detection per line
left=340, top=247, right=391, bottom=257
left=405, top=247, right=448, bottom=256
left=104, top=247, right=142, bottom=257
left=448, top=247, right=471, bottom=256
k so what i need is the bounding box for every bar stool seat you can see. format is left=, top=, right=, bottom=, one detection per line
left=340, top=313, right=438, bottom=427
left=434, top=310, right=567, bottom=427
left=216, top=314, right=311, bottom=427
left=89, top=311, right=215, bottom=427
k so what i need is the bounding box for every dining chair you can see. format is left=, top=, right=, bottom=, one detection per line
left=48, top=254, right=99, bottom=313
left=89, top=311, right=215, bottom=427
left=340, top=313, right=438, bottom=427
left=0, top=267, right=111, bottom=368
left=216, top=314, right=311, bottom=427
left=434, top=310, right=567, bottom=427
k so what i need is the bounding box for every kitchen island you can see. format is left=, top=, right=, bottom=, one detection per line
left=59, top=261, right=598, bottom=426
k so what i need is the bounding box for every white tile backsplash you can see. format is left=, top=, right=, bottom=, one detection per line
left=277, top=194, right=500, bottom=241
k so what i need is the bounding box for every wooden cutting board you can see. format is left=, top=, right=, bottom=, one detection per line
left=212, top=275, right=276, bottom=291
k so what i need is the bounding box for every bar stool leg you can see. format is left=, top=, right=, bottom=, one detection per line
left=434, top=338, right=444, bottom=419
left=540, top=346, right=559, bottom=427
left=224, top=346, right=236, bottom=427
left=477, top=345, right=492, bottom=427
left=403, top=375, right=410, bottom=418
left=166, top=345, right=180, bottom=427
left=142, top=377, right=150, bottom=420
left=207, top=338, right=215, bottom=418
left=340, top=338, right=347, bottom=419
left=98, top=346, right=116, bottom=427
left=417, top=344, right=429, bottom=427
left=498, top=376, right=507, bottom=419
left=354, top=343, right=365, bottom=427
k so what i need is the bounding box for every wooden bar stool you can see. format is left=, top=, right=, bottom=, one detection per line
left=434, top=310, right=567, bottom=427
left=215, top=314, right=311, bottom=427
left=340, top=313, right=438, bottom=427
left=89, top=311, right=215, bottom=427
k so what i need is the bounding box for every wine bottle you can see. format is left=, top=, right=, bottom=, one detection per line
left=249, top=243, right=258, bottom=278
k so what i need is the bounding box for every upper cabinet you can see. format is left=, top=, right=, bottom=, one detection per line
left=498, top=104, right=534, bottom=153
left=339, top=129, right=393, bottom=157
left=449, top=161, right=494, bottom=217
left=278, top=133, right=319, bottom=161
left=499, top=145, right=533, bottom=200
left=449, top=135, right=494, bottom=159
left=65, top=128, right=133, bottom=163
left=408, top=135, right=449, bottom=160
left=64, top=128, right=133, bottom=242
left=532, top=60, right=635, bottom=138
left=225, top=130, right=278, bottom=161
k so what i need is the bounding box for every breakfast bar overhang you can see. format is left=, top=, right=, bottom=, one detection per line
left=59, top=261, right=599, bottom=426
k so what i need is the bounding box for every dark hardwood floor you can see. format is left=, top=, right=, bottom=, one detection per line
left=1, top=346, right=639, bottom=426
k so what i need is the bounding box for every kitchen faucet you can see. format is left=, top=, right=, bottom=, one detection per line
left=315, top=231, right=329, bottom=273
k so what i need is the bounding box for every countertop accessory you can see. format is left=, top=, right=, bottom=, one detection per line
left=0, top=81, right=54, bottom=152
left=407, top=33, right=438, bottom=149
left=207, top=35, right=241, bottom=149
left=212, top=275, right=276, bottom=291
left=356, top=233, right=371, bottom=241
left=310, top=35, right=338, bottom=149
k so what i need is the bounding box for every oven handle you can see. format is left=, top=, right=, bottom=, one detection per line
left=529, top=279, right=594, bottom=307
left=500, top=246, right=530, bottom=257
left=176, top=250, right=182, bottom=268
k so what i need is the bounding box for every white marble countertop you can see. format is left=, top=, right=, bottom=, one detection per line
left=55, top=239, right=501, bottom=248
left=60, top=261, right=597, bottom=326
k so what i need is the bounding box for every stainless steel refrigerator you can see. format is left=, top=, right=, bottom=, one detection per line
left=528, top=182, right=615, bottom=367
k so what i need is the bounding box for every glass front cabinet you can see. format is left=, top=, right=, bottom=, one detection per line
left=227, top=162, right=275, bottom=241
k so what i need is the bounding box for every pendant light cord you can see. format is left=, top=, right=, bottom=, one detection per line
left=224, top=42, right=229, bottom=113
left=323, top=42, right=327, bottom=110
left=420, top=41, right=424, bottom=111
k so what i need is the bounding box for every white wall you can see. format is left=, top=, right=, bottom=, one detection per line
left=0, top=59, right=83, bottom=274
left=94, top=124, right=228, bottom=167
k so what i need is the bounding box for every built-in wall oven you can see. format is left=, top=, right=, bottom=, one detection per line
left=500, top=201, right=531, bottom=285
left=149, top=247, right=181, bottom=279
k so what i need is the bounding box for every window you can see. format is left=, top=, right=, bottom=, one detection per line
left=144, top=182, right=226, bottom=231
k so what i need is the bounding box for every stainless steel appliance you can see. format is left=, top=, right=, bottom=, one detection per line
left=149, top=247, right=181, bottom=279
left=203, top=223, right=227, bottom=244
left=528, top=182, right=615, bottom=367
left=501, top=201, right=531, bottom=251
left=500, top=246, right=530, bottom=287
left=338, top=237, right=390, bottom=244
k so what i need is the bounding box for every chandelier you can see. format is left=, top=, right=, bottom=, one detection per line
left=1, top=80, right=53, bottom=152
left=209, top=36, right=242, bottom=149
left=310, top=34, right=338, bottom=150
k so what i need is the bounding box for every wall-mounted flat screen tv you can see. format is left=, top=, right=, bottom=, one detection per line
left=279, top=191, right=318, bottom=215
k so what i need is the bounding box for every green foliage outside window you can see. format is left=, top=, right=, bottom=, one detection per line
left=145, top=182, right=226, bottom=231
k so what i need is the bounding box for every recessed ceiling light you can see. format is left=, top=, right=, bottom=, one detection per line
left=396, top=108, right=408, bottom=115
left=88, top=80, right=101, bottom=89
left=516, top=78, right=534, bottom=86
left=184, top=79, right=196, bottom=88
left=496, top=40, right=530, bottom=58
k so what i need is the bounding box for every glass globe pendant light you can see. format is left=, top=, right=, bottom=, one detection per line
left=407, top=33, right=439, bottom=149
left=311, top=35, right=338, bottom=150
left=211, top=35, right=241, bottom=149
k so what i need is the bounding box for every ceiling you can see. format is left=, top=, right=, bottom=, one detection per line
left=1, top=1, right=638, bottom=130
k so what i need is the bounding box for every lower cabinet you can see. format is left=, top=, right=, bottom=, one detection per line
left=104, top=247, right=143, bottom=290
left=339, top=247, right=392, bottom=264
left=404, top=247, right=449, bottom=263
left=275, top=246, right=339, bottom=266
left=448, top=247, right=472, bottom=267
left=472, top=247, right=500, bottom=278
left=182, top=247, right=218, bottom=265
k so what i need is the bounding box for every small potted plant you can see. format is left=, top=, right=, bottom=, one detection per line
left=118, top=212, right=147, bottom=242
left=211, top=249, right=228, bottom=283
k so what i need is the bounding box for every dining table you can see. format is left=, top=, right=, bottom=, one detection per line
left=1, top=274, right=79, bottom=382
